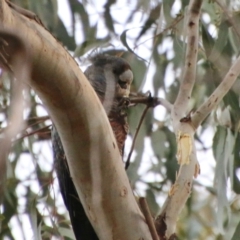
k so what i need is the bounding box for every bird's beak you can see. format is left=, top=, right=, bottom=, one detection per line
left=117, top=69, right=133, bottom=97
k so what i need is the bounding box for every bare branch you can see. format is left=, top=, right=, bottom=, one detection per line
left=155, top=127, right=199, bottom=239
left=0, top=32, right=29, bottom=203
left=155, top=1, right=203, bottom=238
left=134, top=13, right=184, bottom=50
left=126, top=94, right=172, bottom=170
left=173, top=0, right=203, bottom=119
left=125, top=105, right=149, bottom=169
left=0, top=80, right=25, bottom=203
left=14, top=125, right=51, bottom=141
left=139, top=197, right=159, bottom=240
left=191, top=55, right=240, bottom=128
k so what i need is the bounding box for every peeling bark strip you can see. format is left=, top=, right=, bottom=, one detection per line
left=176, top=132, right=192, bottom=165
left=0, top=0, right=152, bottom=239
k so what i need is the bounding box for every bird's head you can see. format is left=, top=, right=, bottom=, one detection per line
left=88, top=54, right=133, bottom=98
left=110, top=56, right=133, bottom=98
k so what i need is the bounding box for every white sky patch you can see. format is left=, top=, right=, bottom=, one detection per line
left=154, top=105, right=167, bottom=122
left=165, top=63, right=175, bottom=88
left=32, top=141, right=53, bottom=172
left=195, top=127, right=216, bottom=186
left=236, top=168, right=240, bottom=181
left=208, top=24, right=218, bottom=39
left=138, top=137, right=156, bottom=176
left=57, top=0, right=71, bottom=33
left=171, top=0, right=182, bottom=17
left=15, top=153, right=35, bottom=181
left=9, top=215, right=33, bottom=240
left=202, top=12, right=211, bottom=24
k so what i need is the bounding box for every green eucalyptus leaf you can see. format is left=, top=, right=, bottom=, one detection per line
left=231, top=221, right=240, bottom=240
left=145, top=189, right=159, bottom=216
left=202, top=22, right=215, bottom=58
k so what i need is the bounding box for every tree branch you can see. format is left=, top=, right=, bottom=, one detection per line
left=155, top=126, right=200, bottom=239
left=0, top=31, right=28, bottom=204
left=139, top=197, right=159, bottom=240
left=0, top=1, right=152, bottom=239
left=125, top=105, right=149, bottom=169
left=173, top=0, right=202, bottom=120
left=191, top=55, right=240, bottom=128
left=155, top=1, right=203, bottom=239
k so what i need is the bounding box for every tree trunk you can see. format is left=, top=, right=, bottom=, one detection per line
left=0, top=1, right=152, bottom=239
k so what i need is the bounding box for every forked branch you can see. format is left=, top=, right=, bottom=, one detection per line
left=155, top=1, right=203, bottom=239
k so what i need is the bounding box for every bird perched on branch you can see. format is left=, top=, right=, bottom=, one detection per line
left=52, top=54, right=133, bottom=240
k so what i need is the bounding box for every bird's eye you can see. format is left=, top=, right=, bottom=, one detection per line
left=118, top=80, right=128, bottom=89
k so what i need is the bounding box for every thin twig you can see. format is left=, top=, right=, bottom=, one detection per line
left=139, top=197, right=159, bottom=240
left=27, top=115, right=50, bottom=122
left=129, top=95, right=172, bottom=111
left=125, top=94, right=172, bottom=169
left=6, top=115, right=50, bottom=140
left=125, top=105, right=150, bottom=170
left=134, top=14, right=184, bottom=50
left=14, top=124, right=51, bottom=141
left=191, top=54, right=240, bottom=128
left=26, top=116, right=50, bottom=130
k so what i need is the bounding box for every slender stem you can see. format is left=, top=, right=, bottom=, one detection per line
left=125, top=105, right=149, bottom=169
left=129, top=95, right=172, bottom=111
left=14, top=125, right=51, bottom=141
left=139, top=197, right=159, bottom=240
left=134, top=14, right=184, bottom=50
